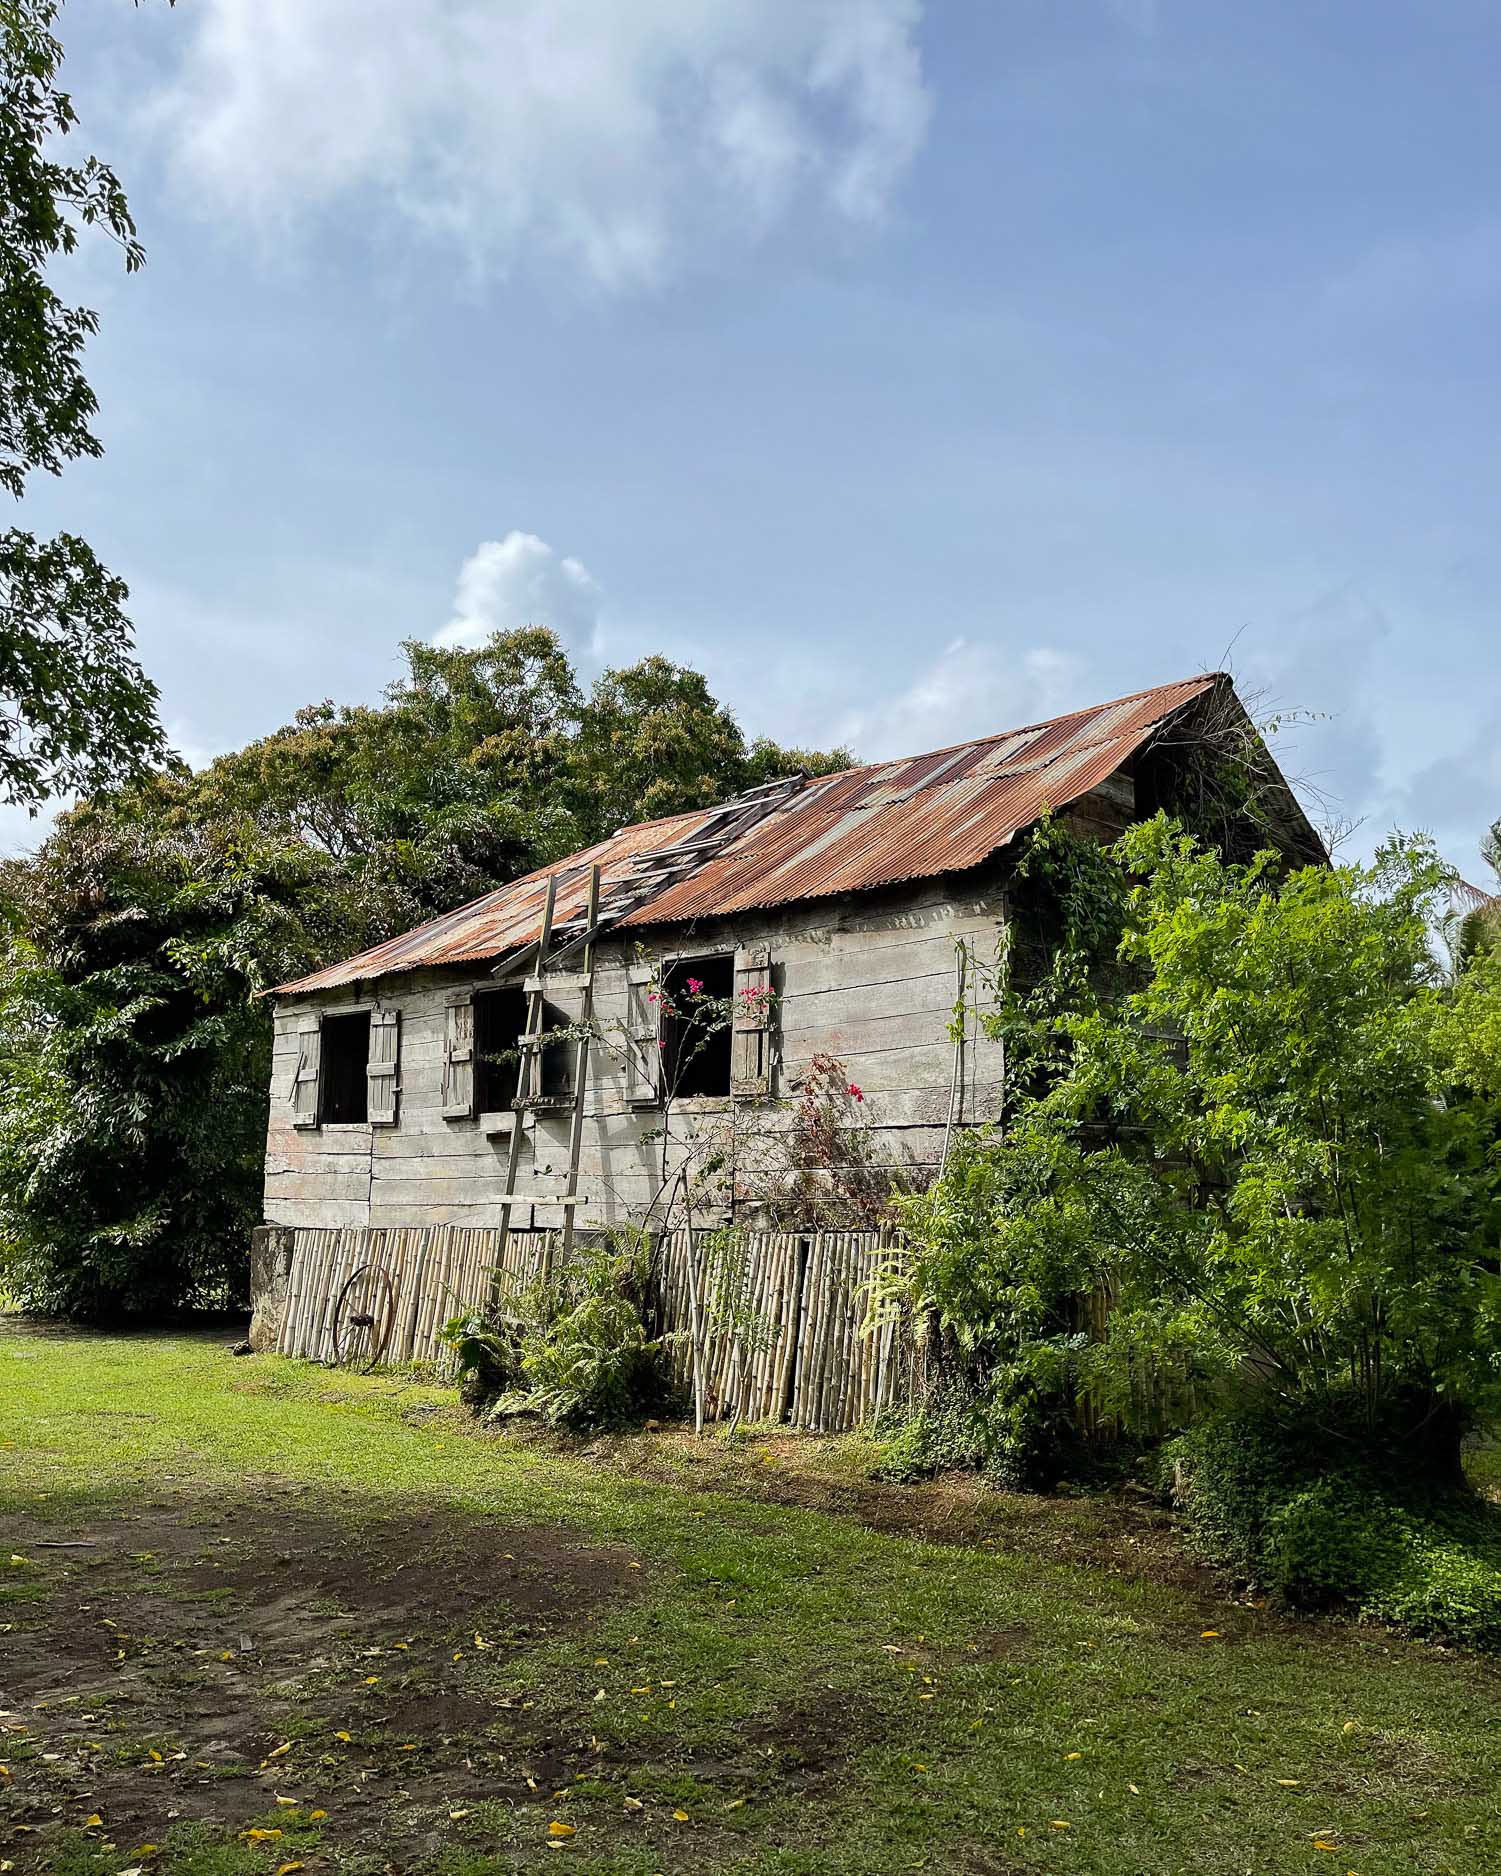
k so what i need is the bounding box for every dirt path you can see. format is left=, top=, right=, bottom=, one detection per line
left=3, top=1492, right=643, bottom=1866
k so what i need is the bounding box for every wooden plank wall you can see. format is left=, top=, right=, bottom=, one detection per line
left=275, top=1223, right=914, bottom=1433
left=263, top=875, right=1013, bottom=1237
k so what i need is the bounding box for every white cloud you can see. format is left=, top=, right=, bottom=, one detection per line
left=435, top=531, right=604, bottom=652
left=147, top=0, right=931, bottom=289
left=833, top=638, right=1088, bottom=759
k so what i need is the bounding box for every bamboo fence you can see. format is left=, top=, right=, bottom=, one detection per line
left=273, top=1222, right=914, bottom=1431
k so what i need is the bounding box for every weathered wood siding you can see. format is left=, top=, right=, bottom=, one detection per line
left=263, top=872, right=1012, bottom=1233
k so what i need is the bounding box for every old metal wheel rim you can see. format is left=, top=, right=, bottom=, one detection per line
left=331, top=1263, right=397, bottom=1372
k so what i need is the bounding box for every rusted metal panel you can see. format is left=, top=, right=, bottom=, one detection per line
left=273, top=673, right=1220, bottom=996
left=272, top=809, right=715, bottom=996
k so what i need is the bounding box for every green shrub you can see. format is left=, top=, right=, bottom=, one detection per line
left=1166, top=1395, right=1501, bottom=1650
left=872, top=1374, right=1066, bottom=1491
left=507, top=1283, right=666, bottom=1429
left=1262, top=1481, right=1407, bottom=1606
left=1381, top=1537, right=1501, bottom=1651
left=442, top=1236, right=671, bottom=1431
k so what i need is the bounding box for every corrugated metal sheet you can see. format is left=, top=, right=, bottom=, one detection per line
left=272, top=809, right=716, bottom=996
left=273, top=673, right=1220, bottom=996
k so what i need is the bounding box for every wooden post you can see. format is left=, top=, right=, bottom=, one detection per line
left=941, top=941, right=968, bottom=1173
left=554, top=863, right=600, bottom=1282
left=497, top=873, right=556, bottom=1280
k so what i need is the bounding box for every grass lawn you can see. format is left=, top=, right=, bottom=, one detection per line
left=2, top=1324, right=1497, bottom=1876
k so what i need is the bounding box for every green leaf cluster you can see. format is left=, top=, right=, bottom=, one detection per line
left=1, top=1, right=166, bottom=802
left=441, top=1234, right=671, bottom=1430
left=900, top=815, right=1501, bottom=1483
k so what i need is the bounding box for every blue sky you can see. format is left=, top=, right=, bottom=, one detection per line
left=16, top=0, right=1499, bottom=876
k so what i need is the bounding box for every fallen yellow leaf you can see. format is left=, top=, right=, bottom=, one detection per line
left=84, top=1815, right=104, bottom=1829
left=1278, top=1778, right=1301, bottom=1788
left=333, top=1731, right=351, bottom=1743
left=268, top=1741, right=292, bottom=1758
left=308, top=1810, right=327, bottom=1821
left=673, top=1809, right=690, bottom=1822
left=1064, top=1751, right=1082, bottom=1761
left=1050, top=1819, right=1071, bottom=1829
left=547, top=1821, right=576, bottom=1838
left=1201, top=1630, right=1221, bottom=1639
left=242, top=1828, right=283, bottom=1842
left=275, top=1864, right=306, bottom=1875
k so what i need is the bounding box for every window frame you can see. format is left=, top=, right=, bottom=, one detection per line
left=316, top=1006, right=375, bottom=1128
left=659, top=951, right=736, bottom=1103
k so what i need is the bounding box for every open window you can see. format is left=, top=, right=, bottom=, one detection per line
left=536, top=1001, right=578, bottom=1105
left=319, top=1010, right=371, bottom=1124
left=661, top=954, right=734, bottom=1099
left=474, top=986, right=527, bottom=1114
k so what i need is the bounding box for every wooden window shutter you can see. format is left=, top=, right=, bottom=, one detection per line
left=625, top=964, right=660, bottom=1105
left=441, top=993, right=476, bottom=1118
left=291, top=1014, right=322, bottom=1129
left=731, top=944, right=773, bottom=1097
left=367, top=1008, right=400, bottom=1126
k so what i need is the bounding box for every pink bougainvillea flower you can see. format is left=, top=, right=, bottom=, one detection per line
left=646, top=991, right=658, bottom=1002
left=658, top=1039, right=667, bottom=1049
left=686, top=977, right=704, bottom=995
left=847, top=1083, right=864, bottom=1102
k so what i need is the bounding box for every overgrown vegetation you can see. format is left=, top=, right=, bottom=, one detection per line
left=1166, top=1399, right=1501, bottom=1650
left=0, top=629, right=847, bottom=1318
left=889, top=813, right=1501, bottom=1645
left=442, top=1234, right=672, bottom=1429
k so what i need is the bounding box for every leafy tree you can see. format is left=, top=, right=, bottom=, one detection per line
left=568, top=653, right=849, bottom=841
left=1, top=0, right=165, bottom=803
left=166, top=628, right=585, bottom=935
left=900, top=819, right=1501, bottom=1484
left=1456, top=816, right=1501, bottom=966
left=0, top=807, right=323, bottom=1316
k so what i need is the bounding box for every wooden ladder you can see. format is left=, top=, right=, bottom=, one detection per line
left=495, top=864, right=601, bottom=1288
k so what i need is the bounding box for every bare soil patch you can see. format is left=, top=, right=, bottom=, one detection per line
left=1, top=1491, right=642, bottom=1864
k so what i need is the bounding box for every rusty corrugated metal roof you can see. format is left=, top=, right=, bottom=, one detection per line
left=273, top=672, right=1221, bottom=996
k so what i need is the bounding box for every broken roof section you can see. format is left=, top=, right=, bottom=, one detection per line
left=273, top=670, right=1232, bottom=997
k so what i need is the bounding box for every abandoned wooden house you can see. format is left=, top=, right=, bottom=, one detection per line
left=260, top=670, right=1320, bottom=1253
